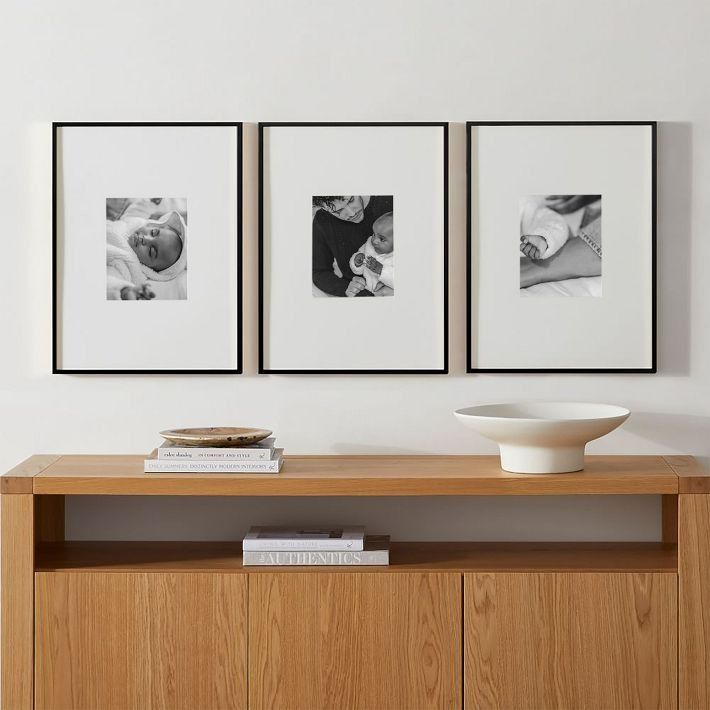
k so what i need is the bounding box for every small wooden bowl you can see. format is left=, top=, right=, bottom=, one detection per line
left=159, top=427, right=273, bottom=447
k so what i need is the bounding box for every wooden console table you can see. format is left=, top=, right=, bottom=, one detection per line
left=2, top=454, right=709, bottom=709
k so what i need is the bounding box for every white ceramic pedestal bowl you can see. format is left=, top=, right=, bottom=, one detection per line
left=454, top=402, right=630, bottom=474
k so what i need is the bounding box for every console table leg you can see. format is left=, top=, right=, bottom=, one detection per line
left=679, top=493, right=710, bottom=708
left=662, top=494, right=678, bottom=543
left=1, top=494, right=34, bottom=710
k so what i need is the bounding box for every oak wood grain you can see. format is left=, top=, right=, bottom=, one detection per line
left=30, top=454, right=679, bottom=495
left=465, top=572, right=677, bottom=709
left=35, top=572, right=247, bottom=710
left=34, top=495, right=65, bottom=542
left=1, top=454, right=60, bottom=493
left=662, top=494, right=678, bottom=543
left=665, top=455, right=710, bottom=493
left=1, top=494, right=34, bottom=710
left=34, top=540, right=678, bottom=573
left=249, top=572, right=461, bottom=710
left=679, top=494, right=710, bottom=709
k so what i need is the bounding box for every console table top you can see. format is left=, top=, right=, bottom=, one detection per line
left=2, top=454, right=706, bottom=496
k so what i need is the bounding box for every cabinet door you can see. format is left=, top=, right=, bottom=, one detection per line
left=465, top=572, right=677, bottom=710
left=35, top=572, right=247, bottom=710
left=249, top=572, right=461, bottom=710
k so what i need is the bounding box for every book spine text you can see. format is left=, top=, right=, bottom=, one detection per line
left=145, top=460, right=281, bottom=473
left=158, top=448, right=271, bottom=461
left=243, top=550, right=388, bottom=566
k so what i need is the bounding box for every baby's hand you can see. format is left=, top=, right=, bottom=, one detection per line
left=121, top=284, right=156, bottom=300
left=345, top=276, right=367, bottom=297
left=365, top=255, right=383, bottom=275
left=520, top=234, right=548, bottom=260
left=138, top=284, right=155, bottom=300
left=353, top=252, right=365, bottom=267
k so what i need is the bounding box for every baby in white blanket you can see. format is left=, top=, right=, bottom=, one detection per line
left=106, top=211, right=187, bottom=300
left=348, top=212, right=394, bottom=296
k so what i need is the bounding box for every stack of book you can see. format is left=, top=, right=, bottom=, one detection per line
left=242, top=525, right=390, bottom=566
left=144, top=437, right=284, bottom=473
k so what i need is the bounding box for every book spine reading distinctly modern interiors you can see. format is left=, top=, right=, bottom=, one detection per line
left=144, top=453, right=283, bottom=473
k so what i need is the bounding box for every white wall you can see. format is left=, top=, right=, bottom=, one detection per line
left=2, top=0, right=708, bottom=541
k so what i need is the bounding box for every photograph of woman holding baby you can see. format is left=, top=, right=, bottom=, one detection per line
left=312, top=195, right=394, bottom=297
left=260, top=122, right=447, bottom=373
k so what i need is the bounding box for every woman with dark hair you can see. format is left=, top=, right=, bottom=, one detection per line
left=312, top=195, right=393, bottom=297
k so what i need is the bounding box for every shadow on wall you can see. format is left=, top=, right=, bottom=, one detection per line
left=334, top=411, right=710, bottom=467
left=624, top=411, right=710, bottom=468
left=327, top=443, right=464, bottom=456
left=657, top=122, right=692, bottom=375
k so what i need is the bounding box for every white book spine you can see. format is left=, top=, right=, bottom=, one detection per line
left=144, top=459, right=282, bottom=473
left=242, top=549, right=388, bottom=566
left=243, top=537, right=364, bottom=551
left=158, top=447, right=272, bottom=461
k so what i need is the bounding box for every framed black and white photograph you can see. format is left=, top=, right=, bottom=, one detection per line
left=259, top=123, right=448, bottom=373
left=467, top=121, right=656, bottom=372
left=53, top=122, right=242, bottom=373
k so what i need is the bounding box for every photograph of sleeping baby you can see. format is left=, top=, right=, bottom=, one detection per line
left=105, top=197, right=187, bottom=301
left=312, top=195, right=394, bottom=297
left=519, top=195, right=602, bottom=297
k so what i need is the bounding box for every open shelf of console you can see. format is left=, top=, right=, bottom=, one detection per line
left=34, top=540, right=679, bottom=573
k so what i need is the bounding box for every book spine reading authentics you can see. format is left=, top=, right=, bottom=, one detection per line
left=242, top=549, right=389, bottom=566
left=144, top=456, right=282, bottom=473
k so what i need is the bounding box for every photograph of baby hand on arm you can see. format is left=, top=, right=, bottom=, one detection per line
left=519, top=194, right=602, bottom=295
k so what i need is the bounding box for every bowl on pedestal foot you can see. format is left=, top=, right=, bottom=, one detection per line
left=454, top=402, right=630, bottom=474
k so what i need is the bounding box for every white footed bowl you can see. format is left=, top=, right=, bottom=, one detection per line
left=454, top=402, right=630, bottom=474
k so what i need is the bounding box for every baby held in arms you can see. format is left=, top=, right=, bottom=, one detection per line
left=348, top=212, right=394, bottom=296
left=106, top=211, right=187, bottom=300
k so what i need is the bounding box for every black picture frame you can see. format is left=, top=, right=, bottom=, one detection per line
left=53, top=121, right=243, bottom=375
left=258, top=122, right=449, bottom=375
left=466, top=120, right=657, bottom=374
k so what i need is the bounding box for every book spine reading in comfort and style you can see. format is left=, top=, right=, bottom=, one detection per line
left=158, top=448, right=272, bottom=461
left=157, top=438, right=276, bottom=461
